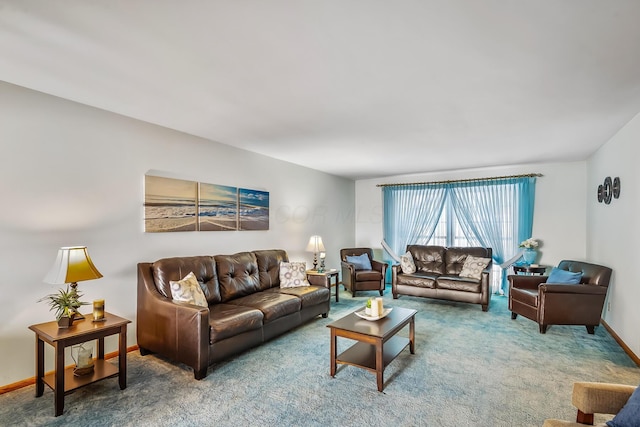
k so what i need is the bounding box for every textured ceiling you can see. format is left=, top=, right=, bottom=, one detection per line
left=1, top=1, right=640, bottom=180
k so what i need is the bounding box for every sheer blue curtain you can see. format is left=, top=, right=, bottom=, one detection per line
left=449, top=177, right=536, bottom=294
left=382, top=176, right=536, bottom=295
left=382, top=184, right=447, bottom=258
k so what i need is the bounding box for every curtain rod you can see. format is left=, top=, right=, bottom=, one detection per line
left=376, top=173, right=543, bottom=187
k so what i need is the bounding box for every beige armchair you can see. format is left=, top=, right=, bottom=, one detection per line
left=543, top=382, right=636, bottom=426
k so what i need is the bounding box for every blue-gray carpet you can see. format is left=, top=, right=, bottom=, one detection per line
left=2, top=287, right=639, bottom=427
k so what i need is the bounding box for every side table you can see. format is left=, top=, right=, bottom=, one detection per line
left=307, top=269, right=340, bottom=302
left=28, top=312, right=131, bottom=416
left=513, top=265, right=547, bottom=276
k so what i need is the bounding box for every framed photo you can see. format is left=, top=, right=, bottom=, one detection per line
left=198, top=183, right=238, bottom=231
left=239, top=188, right=269, bottom=231
left=144, top=176, right=197, bottom=232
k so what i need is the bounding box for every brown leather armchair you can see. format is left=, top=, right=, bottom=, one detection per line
left=340, top=248, right=387, bottom=297
left=508, top=260, right=612, bottom=334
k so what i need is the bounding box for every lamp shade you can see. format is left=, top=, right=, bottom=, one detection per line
left=44, top=246, right=103, bottom=285
left=305, top=235, right=325, bottom=253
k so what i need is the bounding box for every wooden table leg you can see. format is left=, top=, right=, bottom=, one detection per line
left=54, top=342, right=65, bottom=416
left=409, top=316, right=415, bottom=354
left=35, top=336, right=44, bottom=397
left=330, top=330, right=337, bottom=377
left=376, top=339, right=384, bottom=392
left=118, top=325, right=127, bottom=390
left=97, top=337, right=105, bottom=359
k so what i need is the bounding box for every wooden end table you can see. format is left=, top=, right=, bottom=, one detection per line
left=513, top=265, right=547, bottom=276
left=307, top=269, right=340, bottom=302
left=327, top=306, right=416, bottom=391
left=29, top=312, right=131, bottom=416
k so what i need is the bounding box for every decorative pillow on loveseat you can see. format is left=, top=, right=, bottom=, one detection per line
left=546, top=267, right=583, bottom=284
left=279, top=261, right=310, bottom=288
left=400, top=251, right=416, bottom=274
left=345, top=253, right=372, bottom=270
left=170, top=271, right=208, bottom=307
left=459, top=256, right=491, bottom=280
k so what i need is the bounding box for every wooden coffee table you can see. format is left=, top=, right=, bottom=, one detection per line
left=327, top=306, right=416, bottom=391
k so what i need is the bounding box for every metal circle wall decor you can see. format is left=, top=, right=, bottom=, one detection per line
left=603, top=176, right=613, bottom=204
left=597, top=176, right=620, bottom=204
left=613, top=177, right=621, bottom=199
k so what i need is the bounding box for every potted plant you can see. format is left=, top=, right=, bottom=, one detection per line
left=39, top=285, right=89, bottom=328
left=365, top=298, right=372, bottom=315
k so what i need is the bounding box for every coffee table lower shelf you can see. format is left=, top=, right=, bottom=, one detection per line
left=337, top=336, right=410, bottom=372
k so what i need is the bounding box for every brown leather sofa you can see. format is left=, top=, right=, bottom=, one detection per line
left=391, top=245, right=493, bottom=311
left=137, top=249, right=330, bottom=380
left=508, top=260, right=612, bottom=334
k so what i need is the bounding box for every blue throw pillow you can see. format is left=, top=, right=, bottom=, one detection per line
left=606, top=385, right=640, bottom=427
left=546, top=267, right=583, bottom=284
left=346, top=253, right=372, bottom=270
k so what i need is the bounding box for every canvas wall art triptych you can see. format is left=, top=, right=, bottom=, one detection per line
left=144, top=175, right=269, bottom=232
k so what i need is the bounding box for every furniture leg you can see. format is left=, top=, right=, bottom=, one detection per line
left=540, top=324, right=547, bottom=334
left=586, top=325, right=595, bottom=334
left=409, top=316, right=415, bottom=354
left=98, top=337, right=105, bottom=359
left=118, top=325, right=127, bottom=390
left=375, top=339, right=384, bottom=392
left=330, top=330, right=336, bottom=377
left=35, top=336, right=44, bottom=397
left=511, top=312, right=517, bottom=319
left=54, top=342, right=65, bottom=417
left=576, top=409, right=594, bottom=425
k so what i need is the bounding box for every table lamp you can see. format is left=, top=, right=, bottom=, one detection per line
left=44, top=246, right=103, bottom=319
left=305, top=235, right=325, bottom=271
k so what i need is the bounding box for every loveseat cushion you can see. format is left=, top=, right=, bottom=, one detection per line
left=152, top=256, right=221, bottom=304
left=396, top=272, right=438, bottom=288
left=216, top=252, right=261, bottom=302
left=272, top=285, right=330, bottom=308
left=408, top=245, right=446, bottom=274
left=437, top=275, right=482, bottom=293
left=228, top=292, right=301, bottom=323
left=254, top=249, right=288, bottom=290
left=208, top=303, right=264, bottom=343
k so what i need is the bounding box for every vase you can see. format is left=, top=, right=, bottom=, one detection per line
left=57, top=313, right=76, bottom=328
left=522, top=248, right=537, bottom=265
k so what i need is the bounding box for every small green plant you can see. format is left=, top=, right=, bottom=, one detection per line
left=39, top=285, right=89, bottom=320
left=366, top=298, right=372, bottom=309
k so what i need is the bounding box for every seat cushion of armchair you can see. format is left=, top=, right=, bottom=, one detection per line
left=209, top=303, right=264, bottom=343
left=228, top=291, right=301, bottom=323
left=510, top=286, right=539, bottom=306
left=355, top=269, right=383, bottom=282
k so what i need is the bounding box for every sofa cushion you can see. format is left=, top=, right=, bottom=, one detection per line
left=408, top=245, right=446, bottom=274
left=169, top=271, right=208, bottom=307
left=254, top=249, right=288, bottom=290
left=400, top=251, right=416, bottom=274
left=208, top=303, right=264, bottom=343
left=216, top=252, right=261, bottom=302
left=279, top=261, right=310, bottom=288
left=437, top=275, right=482, bottom=293
left=152, top=256, right=221, bottom=304
left=346, top=253, right=372, bottom=270
left=396, top=272, right=438, bottom=288
left=271, top=286, right=330, bottom=308
left=459, top=256, right=491, bottom=280
left=228, top=292, right=301, bottom=323
left=546, top=267, right=583, bottom=284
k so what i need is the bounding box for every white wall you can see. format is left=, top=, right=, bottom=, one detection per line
left=0, top=82, right=355, bottom=386
left=588, top=112, right=640, bottom=358
left=355, top=161, right=587, bottom=266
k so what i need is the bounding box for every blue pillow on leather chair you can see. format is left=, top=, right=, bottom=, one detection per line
left=346, top=253, right=372, bottom=270
left=546, top=267, right=583, bottom=284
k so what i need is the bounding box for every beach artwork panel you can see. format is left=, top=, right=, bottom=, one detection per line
left=198, top=183, right=238, bottom=231
left=144, top=175, right=197, bottom=232
left=239, top=188, right=269, bottom=231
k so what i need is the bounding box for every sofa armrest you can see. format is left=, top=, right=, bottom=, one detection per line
left=572, top=382, right=636, bottom=420
left=137, top=263, right=210, bottom=379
